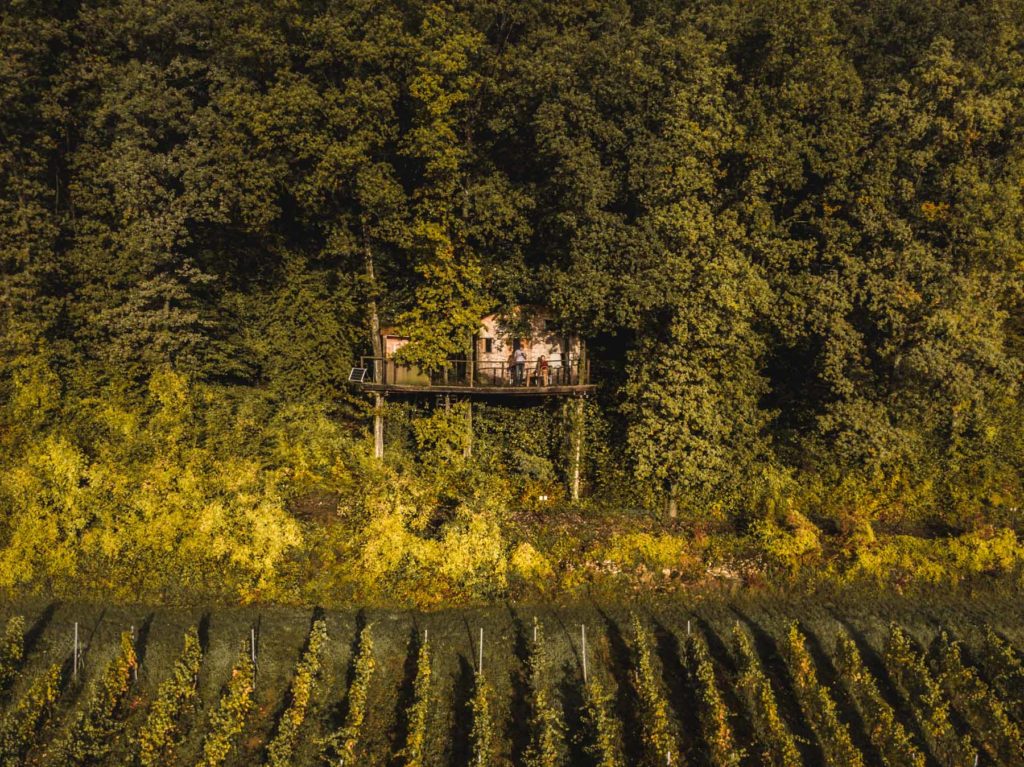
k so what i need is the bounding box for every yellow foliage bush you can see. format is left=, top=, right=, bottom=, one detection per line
left=510, top=542, right=555, bottom=585
left=845, top=529, right=1024, bottom=586
left=751, top=512, right=822, bottom=572
left=0, top=371, right=304, bottom=602
left=602, top=532, right=696, bottom=571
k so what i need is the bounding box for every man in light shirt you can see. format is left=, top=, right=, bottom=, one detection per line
left=513, top=346, right=527, bottom=385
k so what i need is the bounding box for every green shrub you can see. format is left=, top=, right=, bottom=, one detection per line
left=752, top=513, right=823, bottom=573
left=883, top=625, right=975, bottom=767
left=732, top=625, right=800, bottom=767
left=196, top=644, right=255, bottom=767
left=603, top=534, right=698, bottom=573
left=136, top=626, right=203, bottom=767
left=835, top=634, right=925, bottom=767
left=0, top=663, right=61, bottom=767
left=266, top=619, right=328, bottom=767
left=844, top=530, right=1024, bottom=587
left=785, top=623, right=863, bottom=767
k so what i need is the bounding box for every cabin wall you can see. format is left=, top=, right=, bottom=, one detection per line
left=380, top=334, right=430, bottom=385
left=475, top=312, right=581, bottom=385
left=378, top=311, right=583, bottom=386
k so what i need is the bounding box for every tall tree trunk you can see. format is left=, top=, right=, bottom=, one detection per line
left=363, top=237, right=383, bottom=383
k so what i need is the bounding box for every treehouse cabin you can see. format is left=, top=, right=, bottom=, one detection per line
left=355, top=308, right=594, bottom=396
left=351, top=307, right=592, bottom=499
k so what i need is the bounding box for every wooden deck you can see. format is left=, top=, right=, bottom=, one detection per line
left=359, top=382, right=596, bottom=396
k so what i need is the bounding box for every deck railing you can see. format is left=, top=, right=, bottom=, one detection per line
left=359, top=356, right=589, bottom=388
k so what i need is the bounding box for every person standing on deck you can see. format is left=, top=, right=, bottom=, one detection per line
left=513, top=346, right=527, bottom=385
left=536, top=355, right=549, bottom=386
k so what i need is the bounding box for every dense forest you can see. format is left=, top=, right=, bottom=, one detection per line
left=1, top=0, right=1023, bottom=605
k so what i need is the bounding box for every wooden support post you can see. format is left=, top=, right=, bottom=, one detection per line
left=568, top=396, right=585, bottom=502
left=250, top=625, right=258, bottom=685
left=464, top=398, right=473, bottom=459
left=373, top=393, right=384, bottom=460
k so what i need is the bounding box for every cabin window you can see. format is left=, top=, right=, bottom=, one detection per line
left=484, top=338, right=493, bottom=353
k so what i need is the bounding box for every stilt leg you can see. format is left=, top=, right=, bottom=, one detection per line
left=373, top=393, right=384, bottom=460
left=569, top=396, right=585, bottom=502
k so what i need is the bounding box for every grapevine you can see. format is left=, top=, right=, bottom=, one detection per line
left=196, top=642, right=255, bottom=767
left=469, top=670, right=496, bottom=767
left=322, top=623, right=375, bottom=764
left=688, top=631, right=740, bottom=767
left=0, top=663, right=61, bottom=767
left=136, top=626, right=202, bottom=767
left=933, top=631, right=1022, bottom=765
left=265, top=619, right=328, bottom=767
left=524, top=619, right=567, bottom=767
left=0, top=616, right=25, bottom=694
left=976, top=627, right=1024, bottom=723
left=52, top=629, right=138, bottom=766
left=630, top=615, right=680, bottom=766
left=834, top=634, right=925, bottom=767
left=581, top=675, right=625, bottom=767
left=883, top=625, right=975, bottom=767
left=732, top=625, right=801, bottom=767
left=784, top=623, right=864, bottom=767
left=402, top=635, right=432, bottom=767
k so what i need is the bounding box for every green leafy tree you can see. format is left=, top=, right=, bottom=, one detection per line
left=395, top=2, right=489, bottom=371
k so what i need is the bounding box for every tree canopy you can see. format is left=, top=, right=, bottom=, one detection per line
left=1, top=0, right=1022, bottom=602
